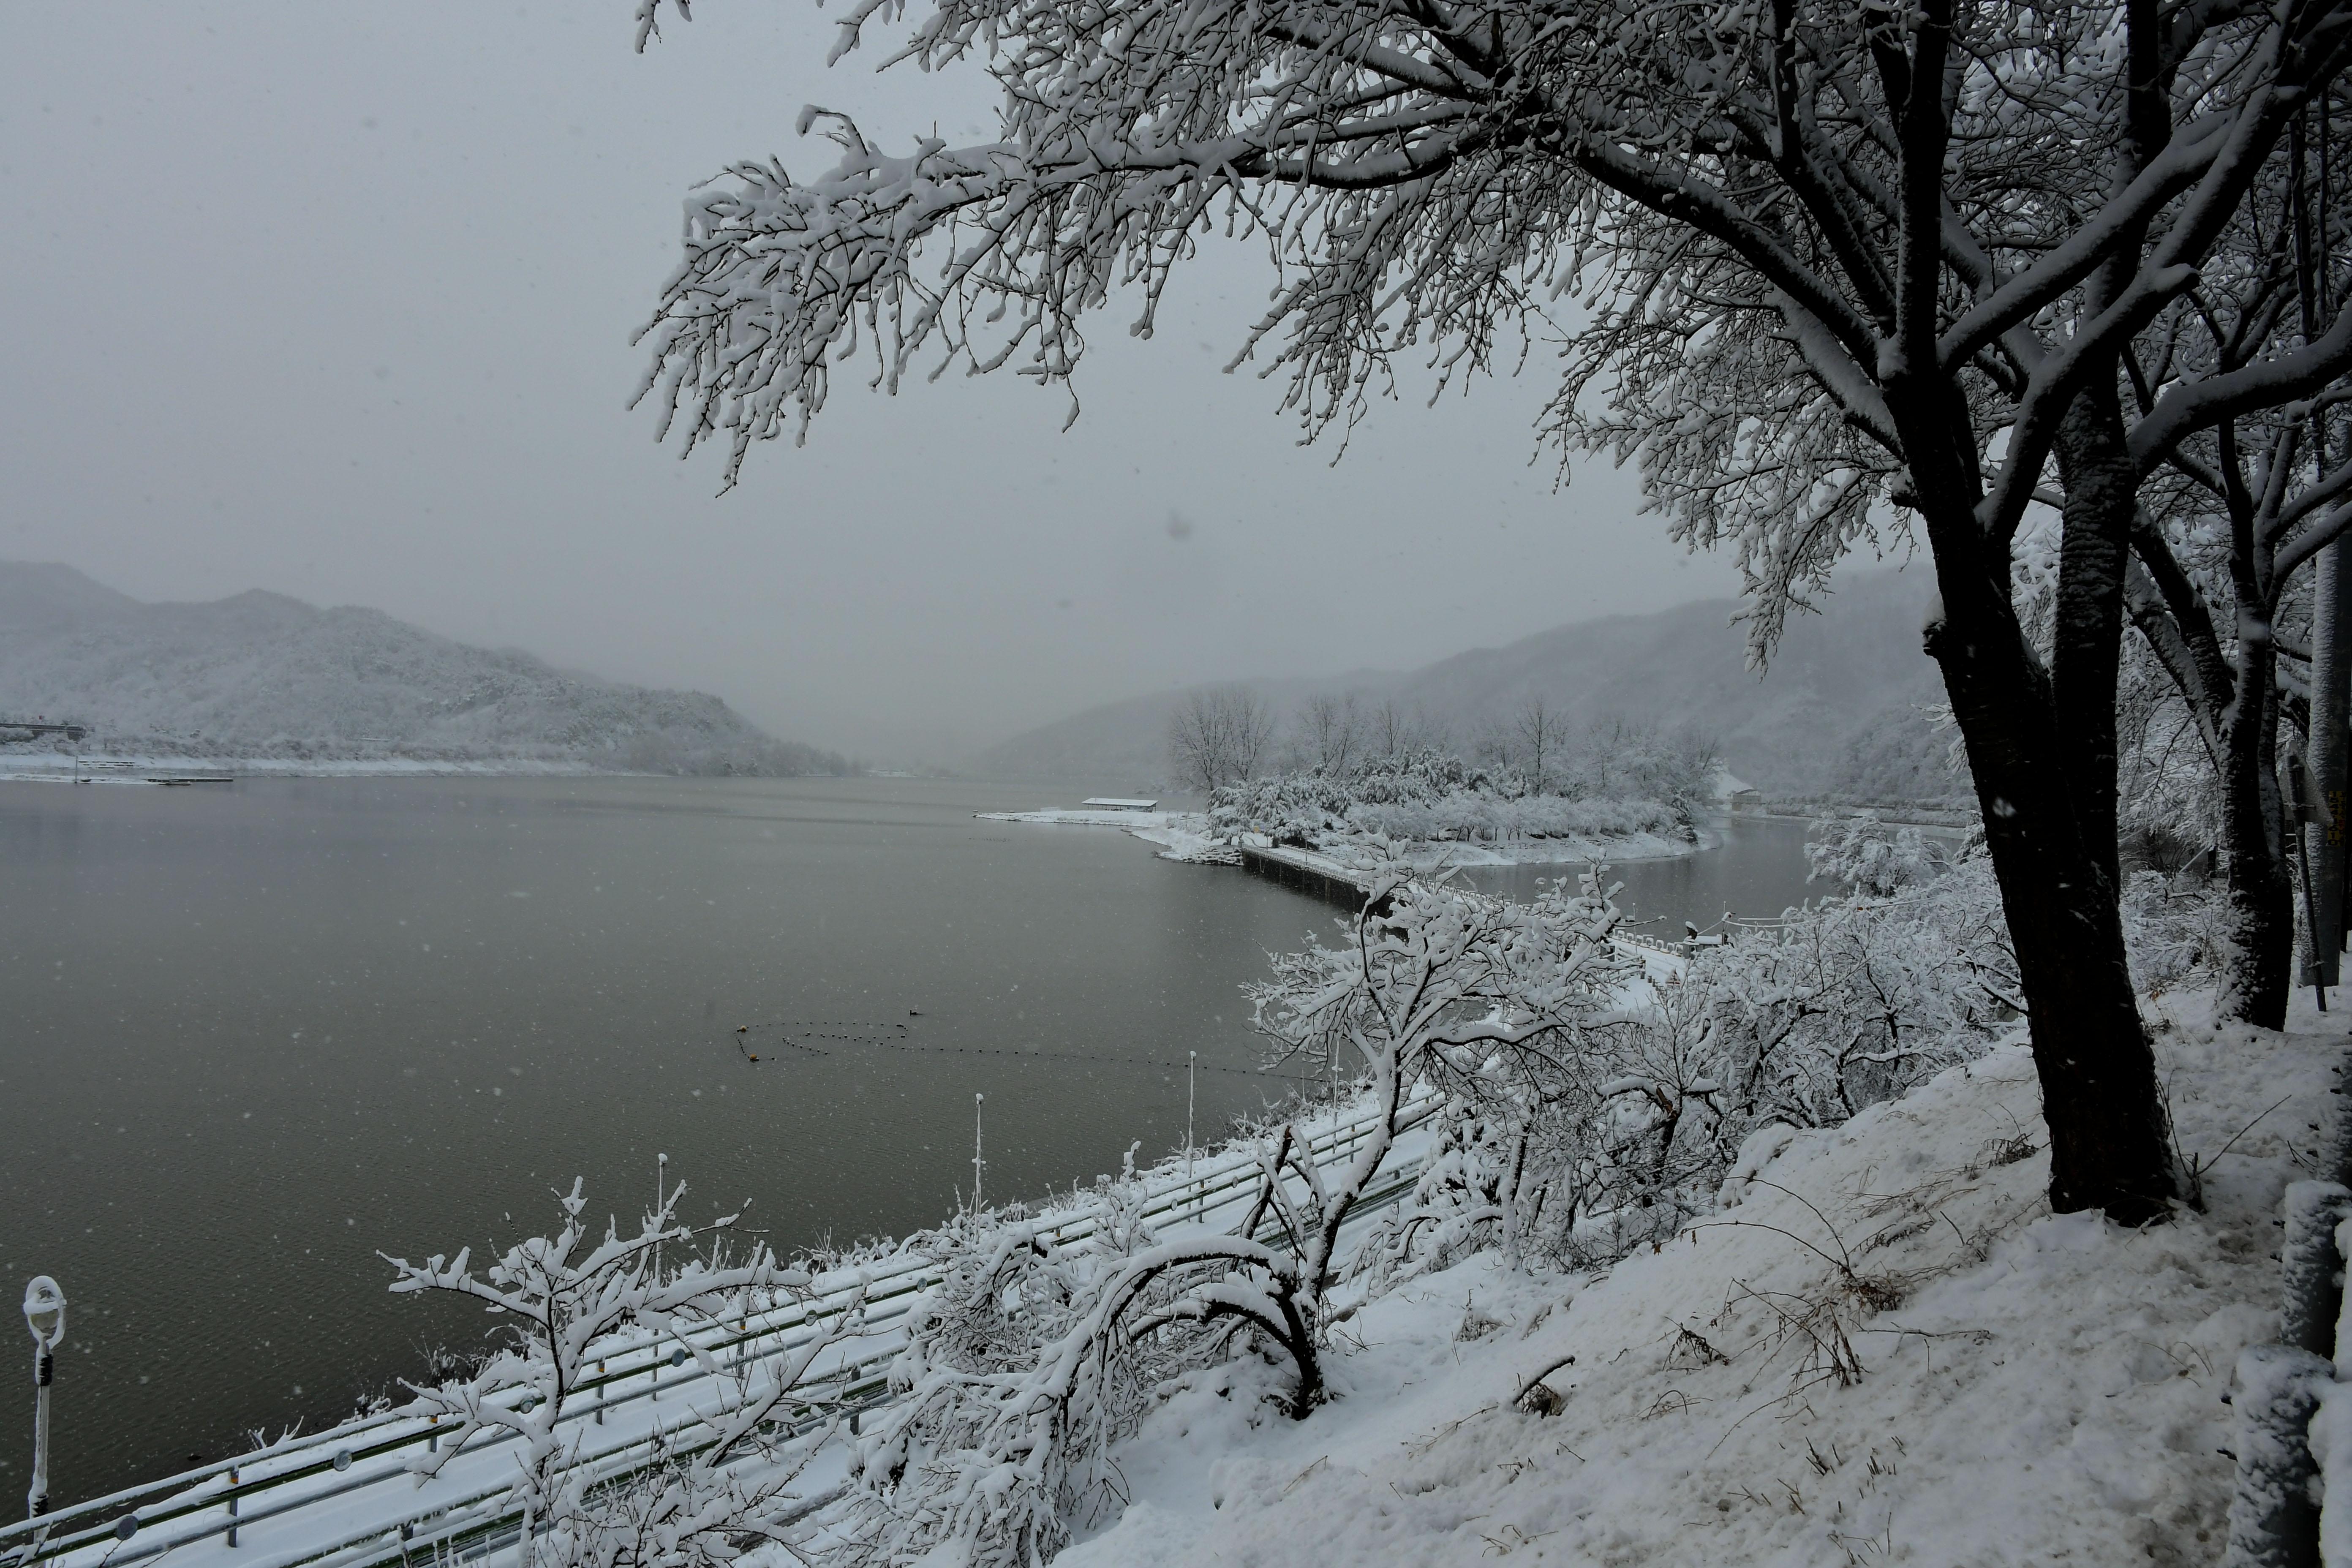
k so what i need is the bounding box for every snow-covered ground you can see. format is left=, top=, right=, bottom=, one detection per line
left=975, top=808, right=1708, bottom=868
left=1054, top=992, right=2323, bottom=1567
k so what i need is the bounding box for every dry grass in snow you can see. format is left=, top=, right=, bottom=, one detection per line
left=1054, top=996, right=2341, bottom=1566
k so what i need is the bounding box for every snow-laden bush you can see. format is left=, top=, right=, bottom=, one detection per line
left=1210, top=746, right=1694, bottom=849
left=1804, top=811, right=1951, bottom=896
left=1362, top=830, right=2024, bottom=1281
left=844, top=1161, right=1209, bottom=1565
left=2120, top=867, right=2234, bottom=994
left=1367, top=813, right=2223, bottom=1284
left=383, top=1178, right=865, bottom=1568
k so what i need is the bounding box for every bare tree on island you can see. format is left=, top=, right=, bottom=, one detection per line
left=1291, top=691, right=1361, bottom=775
left=1515, top=696, right=1559, bottom=797
left=1167, top=685, right=1274, bottom=793
left=630, top=0, right=2352, bottom=1219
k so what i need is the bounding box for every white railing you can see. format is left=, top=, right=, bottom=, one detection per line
left=0, top=1093, right=1440, bottom=1568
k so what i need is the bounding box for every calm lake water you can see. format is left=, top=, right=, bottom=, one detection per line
left=1456, top=815, right=1829, bottom=930
left=0, top=777, right=1813, bottom=1501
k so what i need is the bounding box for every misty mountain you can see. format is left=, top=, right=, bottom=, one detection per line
left=976, top=569, right=1960, bottom=801
left=0, top=561, right=853, bottom=775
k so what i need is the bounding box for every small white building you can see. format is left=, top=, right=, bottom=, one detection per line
left=1081, top=797, right=1161, bottom=811
left=1710, top=768, right=1764, bottom=813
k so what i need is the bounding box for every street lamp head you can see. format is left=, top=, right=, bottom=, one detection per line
left=22, top=1277, right=65, bottom=1352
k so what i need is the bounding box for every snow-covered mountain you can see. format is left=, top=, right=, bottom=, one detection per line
left=976, top=568, right=1956, bottom=801
left=0, top=562, right=852, bottom=774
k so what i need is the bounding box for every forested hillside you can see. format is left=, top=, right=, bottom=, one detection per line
left=978, top=569, right=1955, bottom=800
left=0, top=562, right=853, bottom=775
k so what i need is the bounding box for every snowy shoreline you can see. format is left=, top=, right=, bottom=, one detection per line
left=0, top=755, right=788, bottom=782
left=975, top=807, right=1710, bottom=868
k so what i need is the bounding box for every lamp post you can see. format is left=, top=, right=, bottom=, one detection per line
left=1186, top=1053, right=1197, bottom=1220
left=972, top=1094, right=986, bottom=1211
left=24, top=1277, right=65, bottom=1519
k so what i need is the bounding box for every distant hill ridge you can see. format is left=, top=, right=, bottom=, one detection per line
left=976, top=569, right=1960, bottom=802
left=0, top=562, right=852, bottom=775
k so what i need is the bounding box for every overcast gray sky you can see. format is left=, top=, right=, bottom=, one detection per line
left=0, top=4, right=1748, bottom=763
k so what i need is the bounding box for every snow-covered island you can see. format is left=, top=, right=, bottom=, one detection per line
left=981, top=742, right=1718, bottom=870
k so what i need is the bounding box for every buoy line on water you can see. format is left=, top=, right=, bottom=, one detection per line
left=725, top=1022, right=1276, bottom=1078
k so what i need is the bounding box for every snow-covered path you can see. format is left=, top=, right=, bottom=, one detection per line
left=0, top=1098, right=1443, bottom=1568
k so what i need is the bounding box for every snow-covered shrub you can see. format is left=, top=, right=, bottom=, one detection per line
left=1253, top=860, right=1642, bottom=1284
left=850, top=1152, right=1335, bottom=1567
left=1346, top=792, right=1685, bottom=845
left=842, top=1152, right=1223, bottom=1568
left=2121, top=868, right=2233, bottom=993
left=1804, top=811, right=1951, bottom=896
left=1808, top=811, right=2227, bottom=995
left=1210, top=744, right=1696, bottom=849
left=383, top=1178, right=862, bottom=1568
left=1358, top=839, right=2027, bottom=1281
left=1699, top=858, right=2018, bottom=1129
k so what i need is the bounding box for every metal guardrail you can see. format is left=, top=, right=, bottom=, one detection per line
left=3, top=1094, right=1440, bottom=1568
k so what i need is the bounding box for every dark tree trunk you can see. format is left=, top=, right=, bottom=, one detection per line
left=1889, top=378, right=2178, bottom=1224
left=2224, top=537, right=2296, bottom=1026
left=2051, top=382, right=2136, bottom=896
left=2123, top=515, right=2295, bottom=1024
left=1923, top=554, right=2179, bottom=1222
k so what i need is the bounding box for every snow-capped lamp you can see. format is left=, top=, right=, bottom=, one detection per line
left=23, top=1276, right=65, bottom=1519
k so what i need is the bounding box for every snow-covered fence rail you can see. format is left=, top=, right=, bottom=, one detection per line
left=2224, top=1180, right=2352, bottom=1567
left=0, top=1094, right=1437, bottom=1568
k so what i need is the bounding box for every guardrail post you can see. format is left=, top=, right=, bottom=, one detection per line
left=2285, top=1183, right=2352, bottom=1355
left=2226, top=1344, right=2331, bottom=1568
left=225, top=1466, right=238, bottom=1546
left=596, top=1362, right=605, bottom=1424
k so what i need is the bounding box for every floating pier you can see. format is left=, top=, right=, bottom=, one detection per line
left=1234, top=844, right=1391, bottom=913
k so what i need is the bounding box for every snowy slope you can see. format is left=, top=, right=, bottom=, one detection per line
left=0, top=562, right=852, bottom=774
left=977, top=570, right=1955, bottom=800
left=1057, top=997, right=2324, bottom=1566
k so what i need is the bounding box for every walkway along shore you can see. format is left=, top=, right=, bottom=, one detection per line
left=0, top=1097, right=1444, bottom=1568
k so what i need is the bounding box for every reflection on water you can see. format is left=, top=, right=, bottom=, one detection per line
left=0, top=776, right=1340, bottom=1500
left=1454, top=815, right=1830, bottom=936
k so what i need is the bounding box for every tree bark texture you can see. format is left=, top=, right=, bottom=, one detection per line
left=2222, top=653, right=2295, bottom=1027
left=1894, top=379, right=2179, bottom=1223
left=2312, top=539, right=2352, bottom=985
left=2051, top=383, right=2136, bottom=897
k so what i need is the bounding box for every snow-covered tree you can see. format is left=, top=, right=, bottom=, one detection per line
left=1514, top=696, right=1559, bottom=797
left=1167, top=685, right=1275, bottom=792
left=1806, top=812, right=1951, bottom=898
left=839, top=850, right=1627, bottom=1562
left=628, top=0, right=2352, bottom=1220
left=1253, top=854, right=1635, bottom=1263
left=1288, top=691, right=1363, bottom=775
left=383, top=1178, right=863, bottom=1568
left=2114, top=231, right=2352, bottom=1024
left=843, top=1168, right=1189, bottom=1566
